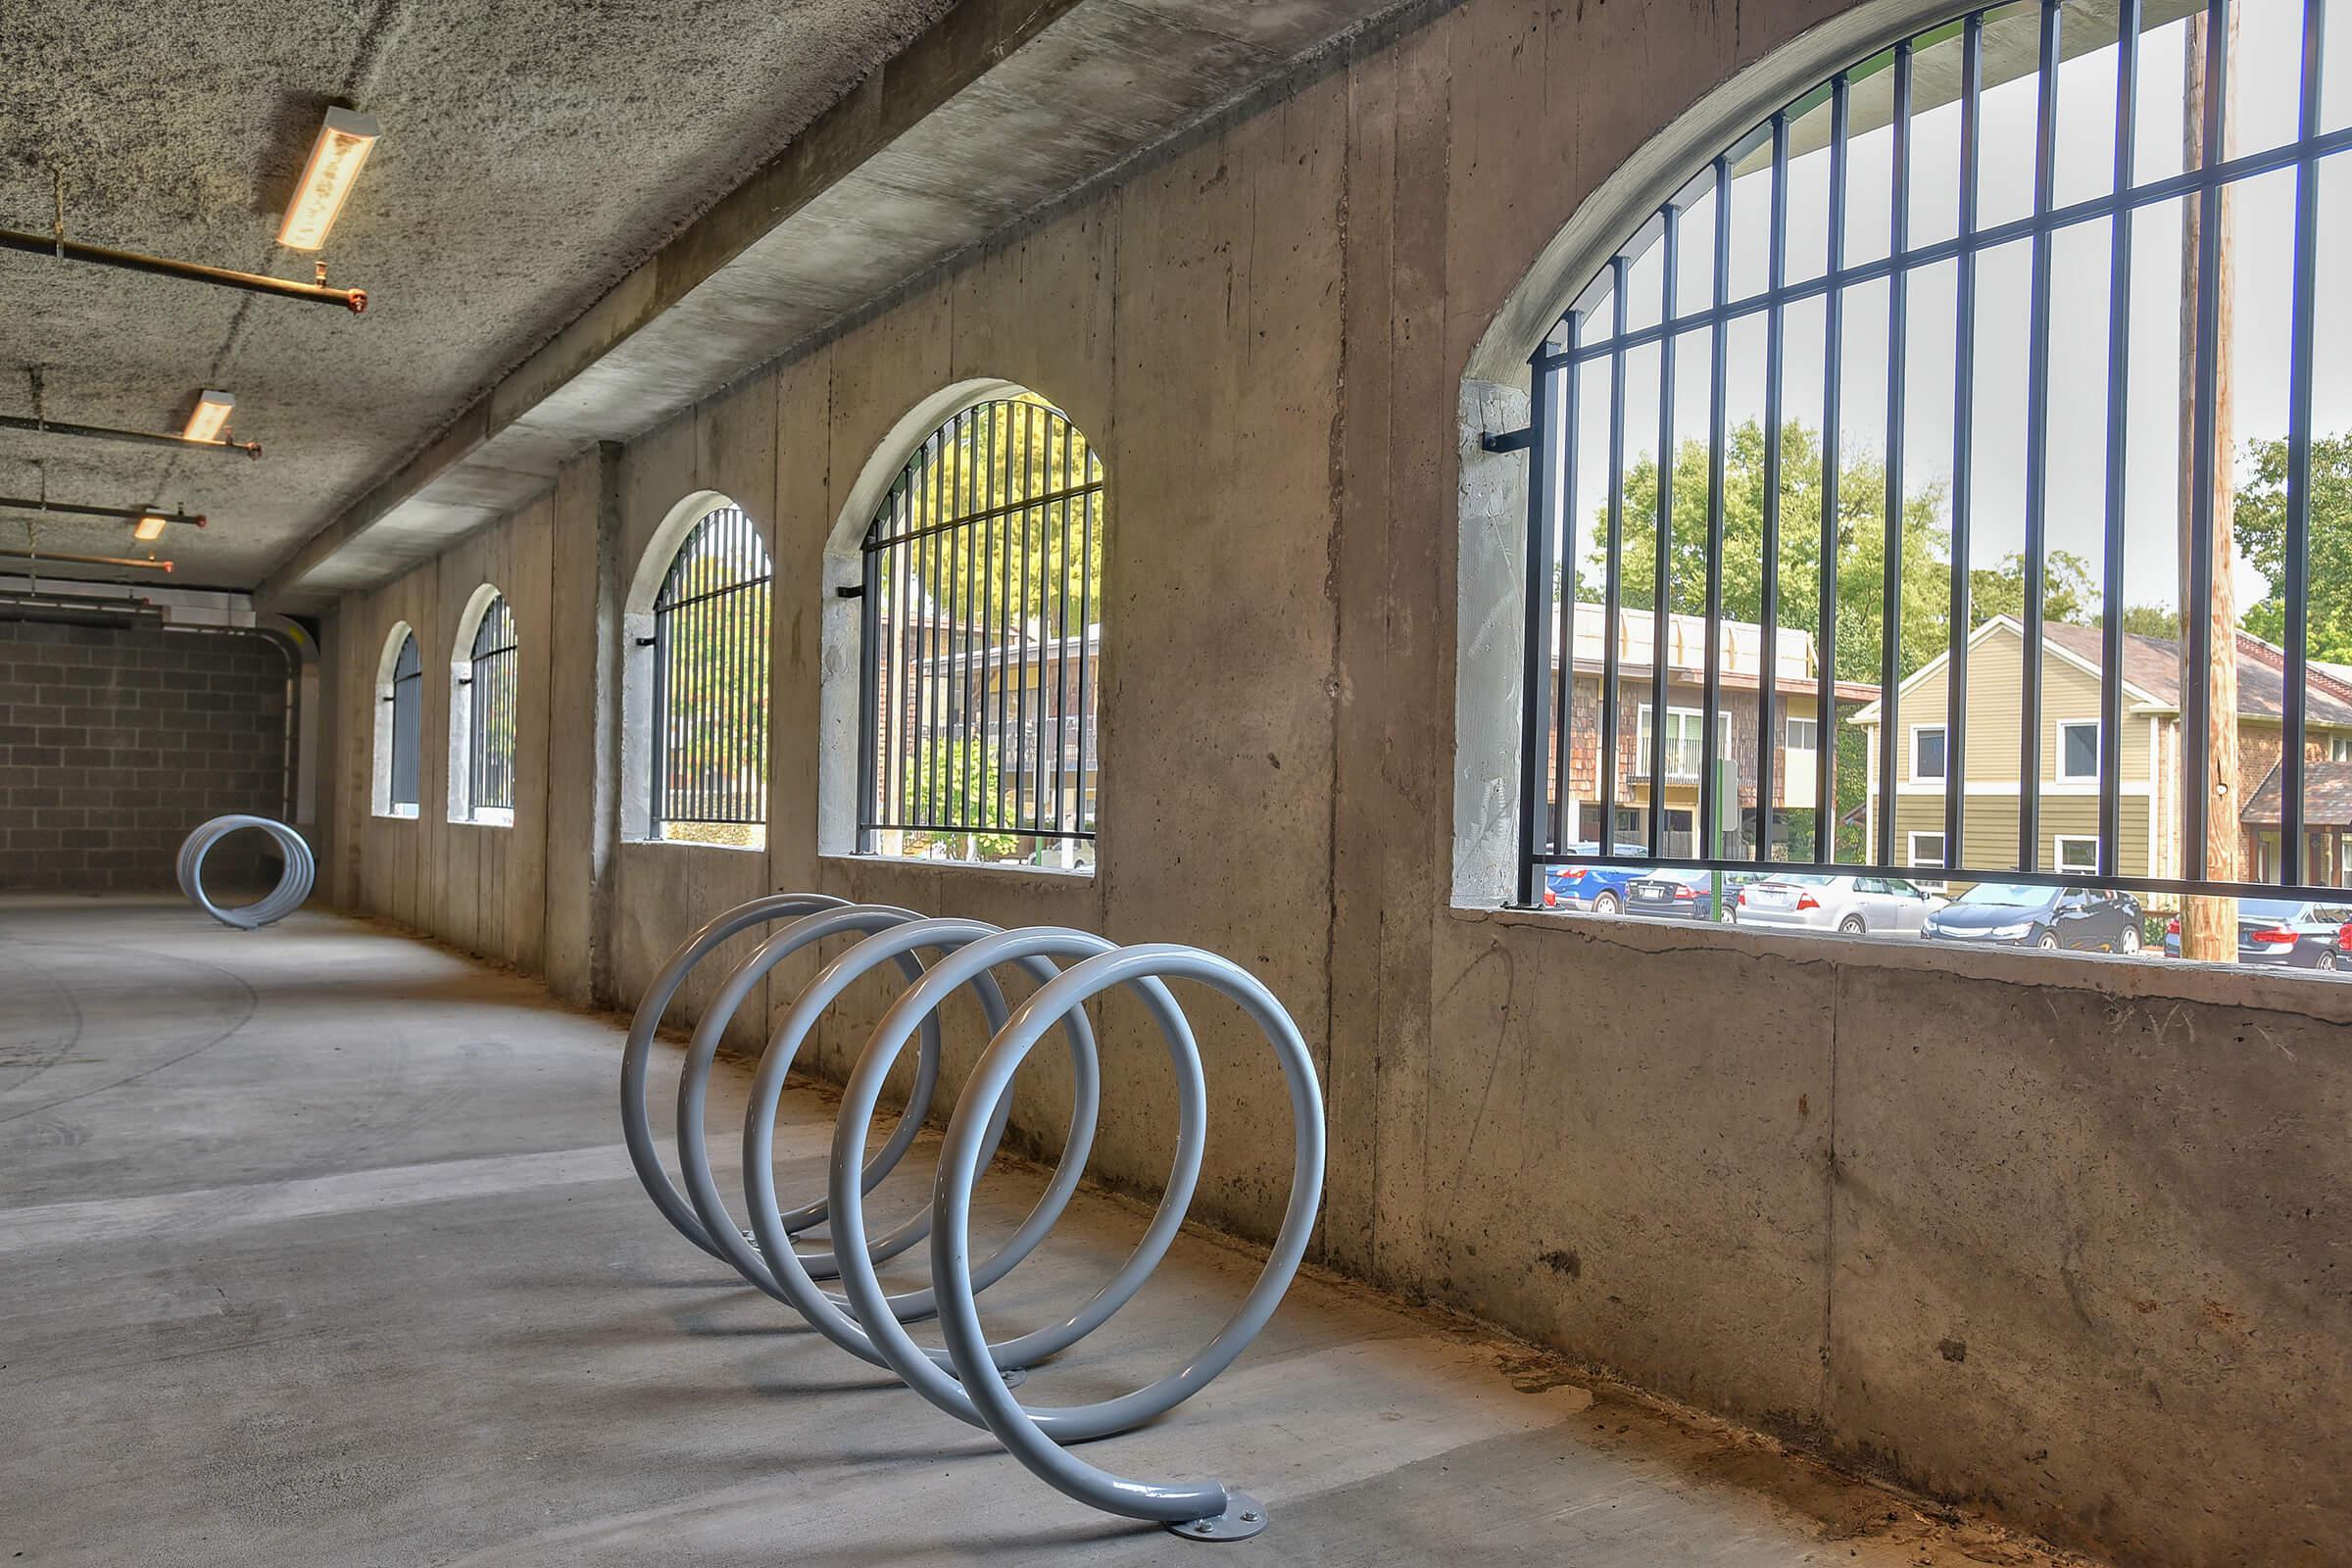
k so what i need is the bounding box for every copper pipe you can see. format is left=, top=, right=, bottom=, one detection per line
left=0, top=413, right=260, bottom=459
left=0, top=495, right=206, bottom=527
left=0, top=546, right=172, bottom=572
left=0, top=226, right=367, bottom=313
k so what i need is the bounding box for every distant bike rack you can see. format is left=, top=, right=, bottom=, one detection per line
left=177, top=814, right=315, bottom=929
left=621, top=895, right=1325, bottom=1543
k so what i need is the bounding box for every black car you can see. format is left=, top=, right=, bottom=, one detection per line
left=1622, top=869, right=1726, bottom=920
left=1920, top=882, right=2143, bottom=953
left=2162, top=898, right=2352, bottom=970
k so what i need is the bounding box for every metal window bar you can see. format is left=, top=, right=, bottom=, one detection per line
left=1758, top=113, right=1788, bottom=861
left=858, top=397, right=1105, bottom=854
left=1881, top=42, right=1913, bottom=869
left=650, top=504, right=772, bottom=830
left=2098, top=0, right=2142, bottom=877
left=1817, top=75, right=1849, bottom=862
left=2018, top=0, right=2063, bottom=872
left=1514, top=0, right=2352, bottom=909
left=468, top=595, right=518, bottom=814
left=2281, top=0, right=2328, bottom=881
left=388, top=631, right=421, bottom=809
left=1946, top=22, right=1980, bottom=870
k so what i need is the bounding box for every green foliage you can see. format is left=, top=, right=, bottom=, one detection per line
left=2098, top=604, right=2182, bottom=640
left=902, top=736, right=1021, bottom=860
left=1968, top=550, right=2096, bottom=628
left=886, top=393, right=1104, bottom=629
left=2237, top=431, right=2352, bottom=662
left=659, top=530, right=770, bottom=814
left=1578, top=418, right=2138, bottom=857
left=1579, top=418, right=1952, bottom=686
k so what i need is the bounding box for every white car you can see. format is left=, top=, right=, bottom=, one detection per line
left=1733, top=873, right=1944, bottom=936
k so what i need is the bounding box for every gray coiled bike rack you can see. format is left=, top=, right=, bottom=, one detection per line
left=621, top=894, right=1325, bottom=1543
left=176, top=814, right=316, bottom=929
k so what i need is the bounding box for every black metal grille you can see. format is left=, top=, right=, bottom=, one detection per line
left=855, top=396, right=1104, bottom=863
left=466, top=594, right=517, bottom=815
left=1515, top=0, right=2352, bottom=907
left=651, top=505, right=771, bottom=833
left=387, top=630, right=421, bottom=812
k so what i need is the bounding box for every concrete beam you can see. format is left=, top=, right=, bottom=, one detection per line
left=259, top=0, right=1430, bottom=611
left=257, top=0, right=1085, bottom=611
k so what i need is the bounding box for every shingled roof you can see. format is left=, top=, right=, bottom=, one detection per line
left=2242, top=760, right=2352, bottom=827
left=2035, top=622, right=2352, bottom=728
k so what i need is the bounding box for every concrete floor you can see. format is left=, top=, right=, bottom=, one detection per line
left=1, top=899, right=2096, bottom=1567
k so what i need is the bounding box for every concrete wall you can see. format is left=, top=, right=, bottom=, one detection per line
left=0, top=619, right=294, bottom=892
left=311, top=0, right=2350, bottom=1561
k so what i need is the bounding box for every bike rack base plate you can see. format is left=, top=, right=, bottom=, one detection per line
left=1165, top=1491, right=1267, bottom=1543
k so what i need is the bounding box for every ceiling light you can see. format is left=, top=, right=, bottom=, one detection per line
left=277, top=108, right=381, bottom=252
left=182, top=390, right=234, bottom=445
left=133, top=514, right=169, bottom=542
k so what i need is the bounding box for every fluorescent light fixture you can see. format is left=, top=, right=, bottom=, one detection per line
left=181, top=390, right=234, bottom=444
left=277, top=107, right=381, bottom=251
left=132, top=514, right=169, bottom=542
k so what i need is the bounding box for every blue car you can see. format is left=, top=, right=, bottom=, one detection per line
left=1542, top=842, right=1657, bottom=914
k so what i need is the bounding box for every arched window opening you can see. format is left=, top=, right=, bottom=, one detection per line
left=1507, top=0, right=2352, bottom=966
left=854, top=394, right=1105, bottom=868
left=650, top=504, right=771, bottom=847
left=375, top=627, right=422, bottom=819
left=451, top=591, right=517, bottom=824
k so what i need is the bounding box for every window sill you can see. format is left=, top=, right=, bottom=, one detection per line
left=626, top=835, right=767, bottom=854
left=824, top=852, right=1096, bottom=882
left=1450, top=903, right=2352, bottom=1021
left=455, top=810, right=515, bottom=829
left=374, top=807, right=419, bottom=821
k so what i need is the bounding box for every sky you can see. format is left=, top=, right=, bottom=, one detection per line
left=1561, top=0, right=2346, bottom=618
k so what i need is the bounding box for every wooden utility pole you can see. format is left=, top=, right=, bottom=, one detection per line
left=2178, top=5, right=2241, bottom=961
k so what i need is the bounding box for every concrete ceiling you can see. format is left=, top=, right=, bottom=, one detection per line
left=0, top=0, right=1425, bottom=604
left=0, top=0, right=958, bottom=588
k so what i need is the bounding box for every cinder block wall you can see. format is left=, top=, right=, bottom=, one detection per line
left=307, top=0, right=2351, bottom=1560
left=0, top=619, right=293, bottom=892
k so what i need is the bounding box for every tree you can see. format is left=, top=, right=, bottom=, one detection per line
left=657, top=529, right=770, bottom=825
left=1969, top=550, right=2096, bottom=628
left=2098, top=604, right=2183, bottom=640
left=882, top=393, right=1104, bottom=631
left=1582, top=417, right=1952, bottom=687
left=2234, top=431, right=2352, bottom=662
left=1581, top=418, right=1953, bottom=861
left=901, top=736, right=1021, bottom=860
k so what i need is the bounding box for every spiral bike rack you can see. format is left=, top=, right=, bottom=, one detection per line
left=621, top=895, right=1325, bottom=1543
left=176, top=814, right=315, bottom=929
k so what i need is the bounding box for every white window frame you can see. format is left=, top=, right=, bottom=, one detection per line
left=1786, top=715, right=1819, bottom=752
left=1907, top=830, right=1946, bottom=869
left=2053, top=835, right=2100, bottom=876
left=2331, top=735, right=2352, bottom=762
left=1909, top=723, right=1947, bottom=783
left=2056, top=718, right=2100, bottom=782
left=1635, top=705, right=1733, bottom=781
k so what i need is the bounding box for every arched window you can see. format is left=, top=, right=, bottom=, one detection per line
left=647, top=503, right=771, bottom=846
left=374, top=626, right=422, bottom=819
left=853, top=393, right=1104, bottom=868
left=450, top=589, right=516, bottom=824
left=1508, top=0, right=2352, bottom=932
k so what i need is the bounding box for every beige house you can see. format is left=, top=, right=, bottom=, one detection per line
left=1851, top=616, right=2352, bottom=887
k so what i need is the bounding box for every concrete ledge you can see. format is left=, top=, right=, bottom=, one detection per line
left=1458, top=902, right=2352, bottom=1024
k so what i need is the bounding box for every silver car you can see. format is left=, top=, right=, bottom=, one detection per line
left=1733, top=873, right=1944, bottom=936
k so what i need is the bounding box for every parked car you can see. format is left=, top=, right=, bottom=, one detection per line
left=2161, top=898, right=2352, bottom=969
left=1541, top=842, right=1656, bottom=913
left=1622, top=869, right=1726, bottom=920
left=1733, top=873, right=1944, bottom=936
left=1920, top=883, right=2143, bottom=952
